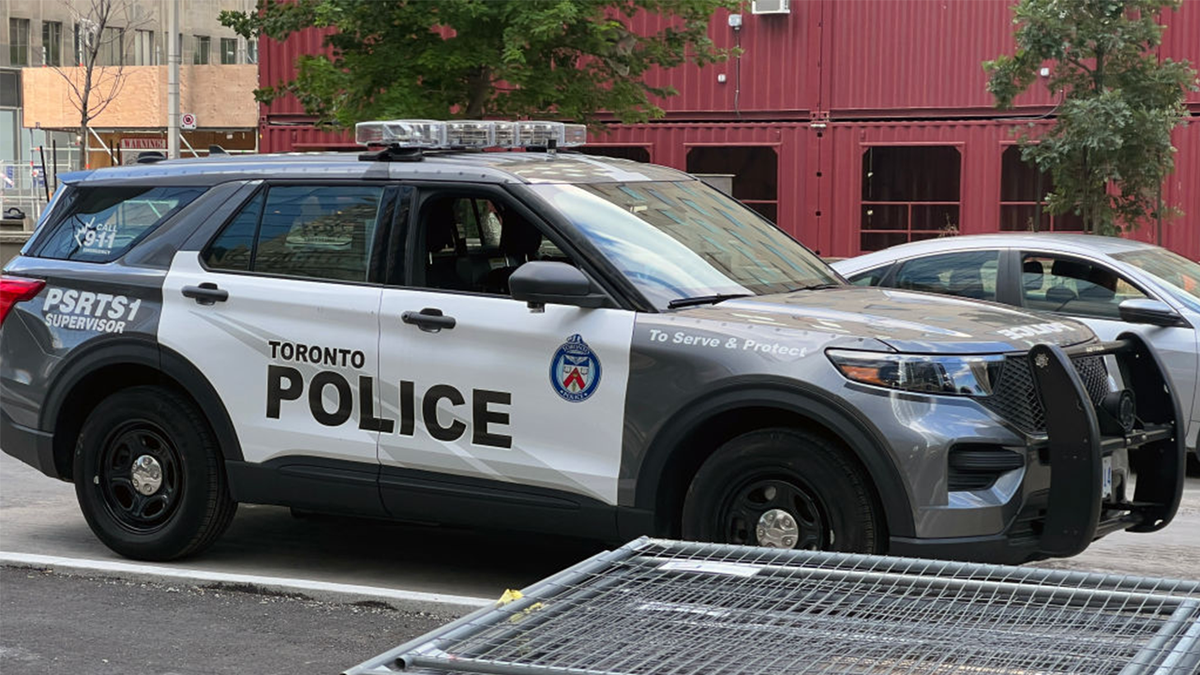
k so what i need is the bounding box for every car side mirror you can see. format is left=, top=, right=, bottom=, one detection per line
left=510, top=261, right=609, bottom=311
left=1118, top=298, right=1189, bottom=328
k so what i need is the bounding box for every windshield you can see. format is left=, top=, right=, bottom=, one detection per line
left=531, top=181, right=838, bottom=309
left=1112, top=248, right=1200, bottom=312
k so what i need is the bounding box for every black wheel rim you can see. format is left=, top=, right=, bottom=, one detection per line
left=720, top=475, right=827, bottom=550
left=96, top=422, right=183, bottom=532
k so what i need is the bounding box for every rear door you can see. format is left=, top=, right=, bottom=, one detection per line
left=375, top=186, right=635, bottom=515
left=160, top=183, right=393, bottom=470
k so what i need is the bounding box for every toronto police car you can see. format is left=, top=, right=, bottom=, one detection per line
left=0, top=120, right=1187, bottom=564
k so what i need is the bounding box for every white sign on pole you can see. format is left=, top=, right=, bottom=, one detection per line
left=180, top=113, right=197, bottom=130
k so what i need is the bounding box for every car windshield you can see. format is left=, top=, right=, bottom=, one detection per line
left=1111, top=248, right=1200, bottom=312
left=531, top=181, right=837, bottom=309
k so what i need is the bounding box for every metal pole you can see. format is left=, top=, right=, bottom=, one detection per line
left=39, top=146, right=50, bottom=201
left=167, top=0, right=180, bottom=160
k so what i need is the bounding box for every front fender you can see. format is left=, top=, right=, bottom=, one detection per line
left=626, top=377, right=916, bottom=539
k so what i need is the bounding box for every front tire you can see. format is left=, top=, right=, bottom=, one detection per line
left=681, top=428, right=883, bottom=553
left=74, top=386, right=237, bottom=561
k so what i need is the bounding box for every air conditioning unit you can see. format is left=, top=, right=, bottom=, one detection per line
left=751, top=0, right=790, bottom=14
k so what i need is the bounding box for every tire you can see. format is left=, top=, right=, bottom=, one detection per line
left=74, top=385, right=237, bottom=561
left=681, top=428, right=883, bottom=553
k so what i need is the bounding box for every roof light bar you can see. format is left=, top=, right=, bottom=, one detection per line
left=355, top=120, right=445, bottom=148
left=355, top=119, right=586, bottom=150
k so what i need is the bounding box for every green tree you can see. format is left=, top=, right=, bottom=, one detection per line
left=985, top=0, right=1198, bottom=235
left=220, top=0, right=735, bottom=128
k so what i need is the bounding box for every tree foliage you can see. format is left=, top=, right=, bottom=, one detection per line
left=221, top=0, right=735, bottom=128
left=985, top=0, right=1198, bottom=235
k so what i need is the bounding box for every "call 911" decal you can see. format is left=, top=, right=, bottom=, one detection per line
left=43, top=288, right=142, bottom=333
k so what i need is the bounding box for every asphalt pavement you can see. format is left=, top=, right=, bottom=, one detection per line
left=0, top=566, right=457, bottom=675
left=3, top=450, right=1200, bottom=674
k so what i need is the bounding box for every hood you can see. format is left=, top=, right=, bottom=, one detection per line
left=679, top=287, right=1096, bottom=354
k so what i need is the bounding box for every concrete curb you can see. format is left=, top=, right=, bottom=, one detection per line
left=0, top=551, right=492, bottom=615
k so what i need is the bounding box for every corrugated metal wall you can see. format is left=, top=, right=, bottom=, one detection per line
left=1161, top=2, right=1200, bottom=110
left=631, top=5, right=821, bottom=118
left=821, top=0, right=1057, bottom=117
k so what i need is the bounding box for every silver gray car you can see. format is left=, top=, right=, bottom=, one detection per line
left=833, top=233, right=1200, bottom=462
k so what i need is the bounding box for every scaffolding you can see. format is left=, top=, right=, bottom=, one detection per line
left=346, top=538, right=1200, bottom=675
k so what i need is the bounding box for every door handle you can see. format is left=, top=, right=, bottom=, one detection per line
left=401, top=307, right=456, bottom=333
left=181, top=282, right=228, bottom=305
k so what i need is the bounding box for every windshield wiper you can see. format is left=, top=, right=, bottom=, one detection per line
left=787, top=283, right=843, bottom=292
left=667, top=293, right=752, bottom=310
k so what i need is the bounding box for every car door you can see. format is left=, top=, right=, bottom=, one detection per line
left=160, top=183, right=394, bottom=471
left=375, top=186, right=635, bottom=518
left=1016, top=251, right=1198, bottom=414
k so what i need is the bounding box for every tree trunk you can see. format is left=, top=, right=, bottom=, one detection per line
left=78, top=52, right=94, bottom=171
left=464, top=67, right=491, bottom=119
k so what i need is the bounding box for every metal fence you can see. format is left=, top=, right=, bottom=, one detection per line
left=0, top=160, right=72, bottom=226
left=345, top=538, right=1200, bottom=675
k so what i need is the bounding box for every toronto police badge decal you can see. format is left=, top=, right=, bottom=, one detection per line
left=550, top=334, right=602, bottom=402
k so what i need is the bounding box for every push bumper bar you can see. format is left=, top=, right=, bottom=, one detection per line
left=1031, top=333, right=1186, bottom=557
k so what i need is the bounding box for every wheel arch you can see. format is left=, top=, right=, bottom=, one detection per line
left=40, top=338, right=243, bottom=480
left=631, top=382, right=915, bottom=540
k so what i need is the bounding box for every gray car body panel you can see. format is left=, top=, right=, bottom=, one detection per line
left=832, top=234, right=1200, bottom=454
left=620, top=287, right=1089, bottom=540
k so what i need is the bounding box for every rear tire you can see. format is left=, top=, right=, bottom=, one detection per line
left=681, top=428, right=883, bottom=553
left=74, top=385, right=237, bottom=561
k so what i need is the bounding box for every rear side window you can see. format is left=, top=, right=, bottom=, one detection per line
left=893, top=250, right=1000, bottom=302
left=204, top=185, right=384, bottom=283
left=35, top=186, right=206, bottom=262
left=847, top=266, right=891, bottom=287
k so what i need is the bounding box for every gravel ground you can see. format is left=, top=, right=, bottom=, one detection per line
left=0, top=566, right=462, bottom=675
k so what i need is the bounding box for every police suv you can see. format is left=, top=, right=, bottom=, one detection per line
left=0, top=120, right=1186, bottom=563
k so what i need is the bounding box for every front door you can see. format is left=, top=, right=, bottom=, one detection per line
left=376, top=189, right=635, bottom=512
left=1017, top=251, right=1198, bottom=420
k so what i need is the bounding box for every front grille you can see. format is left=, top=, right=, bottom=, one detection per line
left=980, top=354, right=1111, bottom=435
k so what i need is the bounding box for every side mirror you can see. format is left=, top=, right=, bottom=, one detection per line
left=1118, top=298, right=1189, bottom=328
left=510, top=261, right=609, bottom=310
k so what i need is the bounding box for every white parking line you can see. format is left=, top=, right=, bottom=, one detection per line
left=0, top=551, right=494, bottom=610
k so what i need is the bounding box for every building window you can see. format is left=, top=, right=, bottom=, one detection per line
left=97, top=26, right=124, bottom=66
left=193, top=35, right=210, bottom=64
left=860, top=145, right=961, bottom=252
left=9, top=19, right=31, bottom=66
left=1000, top=145, right=1084, bottom=232
left=686, top=146, right=779, bottom=223
left=219, top=37, right=237, bottom=64
left=578, top=146, right=650, bottom=163
left=42, top=21, right=63, bottom=67
left=246, top=38, right=257, bottom=64
left=133, top=29, right=155, bottom=65
left=0, top=70, right=20, bottom=107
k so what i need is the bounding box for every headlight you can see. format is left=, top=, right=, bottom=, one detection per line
left=827, top=349, right=1005, bottom=397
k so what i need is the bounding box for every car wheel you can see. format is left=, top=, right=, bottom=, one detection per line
left=74, top=385, right=237, bottom=561
left=681, top=428, right=883, bottom=553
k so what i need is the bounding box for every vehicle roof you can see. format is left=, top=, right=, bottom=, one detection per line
left=57, top=150, right=694, bottom=186
left=837, top=233, right=1161, bottom=271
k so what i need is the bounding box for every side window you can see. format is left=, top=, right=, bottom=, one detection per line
left=204, top=185, right=384, bottom=283
left=1021, top=254, right=1147, bottom=319
left=205, top=191, right=261, bottom=272
left=893, top=251, right=999, bottom=301
left=35, top=186, right=206, bottom=262
left=415, top=194, right=570, bottom=295
left=847, top=266, right=891, bottom=287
